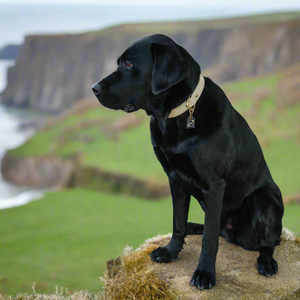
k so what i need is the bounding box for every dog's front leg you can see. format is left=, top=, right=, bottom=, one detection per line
left=151, top=179, right=191, bottom=263
left=190, top=179, right=225, bottom=290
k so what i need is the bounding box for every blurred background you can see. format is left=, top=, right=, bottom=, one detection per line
left=0, top=0, right=299, bottom=296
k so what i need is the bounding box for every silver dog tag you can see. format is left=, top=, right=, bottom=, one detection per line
left=186, top=116, right=195, bottom=129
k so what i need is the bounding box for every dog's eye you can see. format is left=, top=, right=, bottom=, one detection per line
left=125, top=62, right=133, bottom=69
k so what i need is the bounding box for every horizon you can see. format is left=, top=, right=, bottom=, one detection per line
left=0, top=0, right=300, bottom=9
left=1, top=2, right=300, bottom=48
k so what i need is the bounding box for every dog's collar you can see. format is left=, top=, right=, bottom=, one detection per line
left=168, top=75, right=205, bottom=118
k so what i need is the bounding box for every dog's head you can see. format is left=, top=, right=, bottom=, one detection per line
left=92, top=34, right=199, bottom=116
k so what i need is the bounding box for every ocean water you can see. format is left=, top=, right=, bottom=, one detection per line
left=0, top=103, right=44, bottom=210
left=0, top=60, right=46, bottom=209
left=0, top=3, right=298, bottom=209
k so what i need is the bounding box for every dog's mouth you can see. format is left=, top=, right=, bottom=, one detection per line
left=123, top=103, right=136, bottom=113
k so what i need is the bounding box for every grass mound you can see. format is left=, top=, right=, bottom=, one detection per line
left=102, top=236, right=174, bottom=300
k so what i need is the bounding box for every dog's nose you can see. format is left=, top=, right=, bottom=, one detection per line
left=92, top=82, right=101, bottom=95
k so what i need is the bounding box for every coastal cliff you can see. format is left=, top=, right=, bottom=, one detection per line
left=1, top=12, right=300, bottom=113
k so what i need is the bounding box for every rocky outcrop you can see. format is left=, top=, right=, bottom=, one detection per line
left=103, top=228, right=300, bottom=299
left=0, top=153, right=169, bottom=199
left=1, top=154, right=74, bottom=188
left=2, top=12, right=300, bottom=113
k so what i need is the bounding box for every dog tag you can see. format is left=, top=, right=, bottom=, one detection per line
left=186, top=116, right=195, bottom=129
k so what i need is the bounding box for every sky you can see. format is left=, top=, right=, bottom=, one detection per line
left=0, top=0, right=300, bottom=10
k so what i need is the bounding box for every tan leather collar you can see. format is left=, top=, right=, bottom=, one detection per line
left=168, top=75, right=205, bottom=118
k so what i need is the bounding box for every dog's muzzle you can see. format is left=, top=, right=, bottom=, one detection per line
left=92, top=82, right=101, bottom=96
left=123, top=103, right=135, bottom=113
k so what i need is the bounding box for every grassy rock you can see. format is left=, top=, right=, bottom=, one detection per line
left=104, top=229, right=300, bottom=299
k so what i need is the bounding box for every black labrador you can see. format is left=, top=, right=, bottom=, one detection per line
left=92, top=34, right=284, bottom=290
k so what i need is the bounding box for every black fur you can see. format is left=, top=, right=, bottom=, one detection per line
left=92, top=34, right=284, bottom=290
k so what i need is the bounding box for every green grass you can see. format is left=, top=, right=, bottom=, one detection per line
left=0, top=189, right=298, bottom=296
left=0, top=189, right=204, bottom=296
left=264, top=139, right=300, bottom=197
left=283, top=203, right=300, bottom=235
left=81, top=118, right=165, bottom=180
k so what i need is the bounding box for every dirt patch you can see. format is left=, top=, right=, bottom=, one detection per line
left=284, top=193, right=300, bottom=205
left=277, top=64, right=300, bottom=110
left=107, top=114, right=143, bottom=132
left=246, top=86, right=273, bottom=118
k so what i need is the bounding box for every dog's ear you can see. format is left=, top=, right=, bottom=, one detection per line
left=151, top=43, right=188, bottom=95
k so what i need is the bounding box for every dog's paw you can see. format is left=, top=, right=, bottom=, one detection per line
left=257, top=255, right=278, bottom=277
left=189, top=268, right=216, bottom=290
left=150, top=246, right=178, bottom=263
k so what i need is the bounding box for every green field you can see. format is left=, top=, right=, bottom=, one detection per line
left=0, top=189, right=204, bottom=296
left=0, top=189, right=299, bottom=296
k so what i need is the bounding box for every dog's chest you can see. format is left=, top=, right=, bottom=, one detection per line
left=152, top=129, right=207, bottom=192
left=150, top=119, right=212, bottom=201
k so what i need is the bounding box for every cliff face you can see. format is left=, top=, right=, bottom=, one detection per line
left=1, top=28, right=154, bottom=112
left=1, top=13, right=300, bottom=113
left=216, top=20, right=300, bottom=81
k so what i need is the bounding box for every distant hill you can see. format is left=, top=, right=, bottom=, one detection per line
left=0, top=44, right=20, bottom=60
left=1, top=11, right=300, bottom=113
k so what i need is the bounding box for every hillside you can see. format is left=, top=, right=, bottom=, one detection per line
left=1, top=66, right=300, bottom=199
left=1, top=12, right=300, bottom=112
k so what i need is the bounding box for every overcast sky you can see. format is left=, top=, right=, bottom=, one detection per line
left=1, top=0, right=300, bottom=9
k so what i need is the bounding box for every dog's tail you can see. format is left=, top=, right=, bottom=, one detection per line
left=186, top=222, right=204, bottom=235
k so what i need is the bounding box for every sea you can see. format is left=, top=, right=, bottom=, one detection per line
left=0, top=3, right=298, bottom=209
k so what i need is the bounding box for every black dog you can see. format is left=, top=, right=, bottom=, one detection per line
left=92, top=34, right=284, bottom=290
